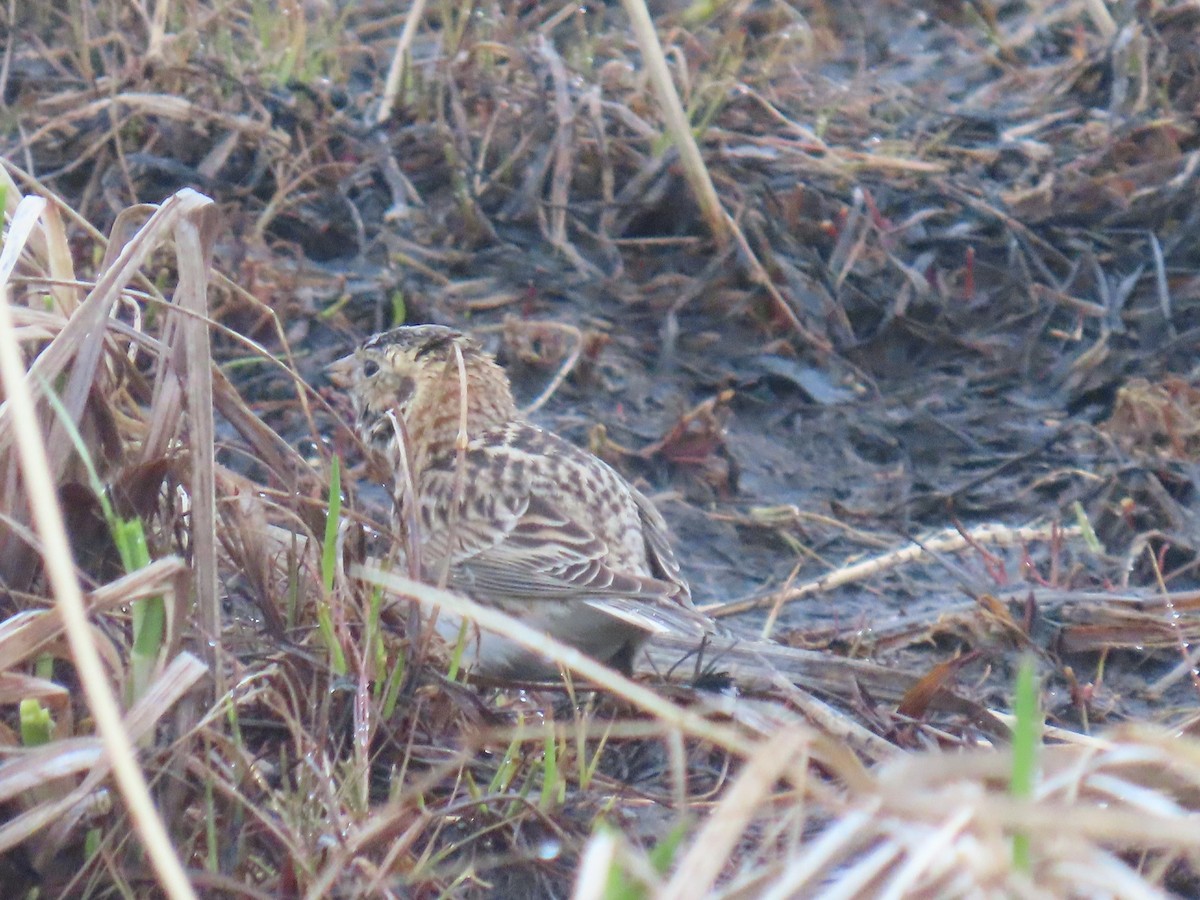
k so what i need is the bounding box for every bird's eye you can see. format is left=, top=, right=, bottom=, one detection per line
left=362, top=359, right=381, bottom=378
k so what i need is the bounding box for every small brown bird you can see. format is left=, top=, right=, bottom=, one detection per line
left=329, top=324, right=712, bottom=679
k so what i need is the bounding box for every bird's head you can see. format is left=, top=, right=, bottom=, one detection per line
left=329, top=324, right=516, bottom=455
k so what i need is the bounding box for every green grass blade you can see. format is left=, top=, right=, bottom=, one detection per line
left=1010, top=654, right=1041, bottom=873
left=322, top=455, right=342, bottom=593
left=19, top=698, right=53, bottom=746
left=318, top=455, right=347, bottom=675
left=539, top=720, right=560, bottom=811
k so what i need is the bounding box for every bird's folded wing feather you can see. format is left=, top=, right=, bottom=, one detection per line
left=446, top=491, right=715, bottom=635
left=630, top=486, right=691, bottom=602
left=418, top=448, right=713, bottom=635
left=582, top=596, right=714, bottom=636
left=431, top=491, right=671, bottom=599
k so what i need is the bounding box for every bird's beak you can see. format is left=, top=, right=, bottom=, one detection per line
left=327, top=354, right=356, bottom=389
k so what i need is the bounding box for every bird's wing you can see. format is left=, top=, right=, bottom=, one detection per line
left=451, top=494, right=713, bottom=636
left=435, top=489, right=676, bottom=602
left=416, top=444, right=713, bottom=636
left=630, top=485, right=691, bottom=603
left=581, top=596, right=713, bottom=636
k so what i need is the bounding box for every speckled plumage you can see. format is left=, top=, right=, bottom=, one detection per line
left=330, top=324, right=711, bottom=678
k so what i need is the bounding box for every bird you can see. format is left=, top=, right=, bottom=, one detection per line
left=328, top=324, right=713, bottom=679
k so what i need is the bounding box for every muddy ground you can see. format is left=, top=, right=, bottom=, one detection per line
left=12, top=0, right=1200, bottom=726
left=246, top=1, right=1200, bottom=731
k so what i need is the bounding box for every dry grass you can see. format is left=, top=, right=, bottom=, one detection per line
left=4, top=0, right=1200, bottom=897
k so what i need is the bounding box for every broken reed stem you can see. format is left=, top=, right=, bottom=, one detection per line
left=377, top=0, right=432, bottom=125
left=618, top=0, right=730, bottom=247
left=174, top=193, right=222, bottom=684
left=702, top=521, right=1084, bottom=634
